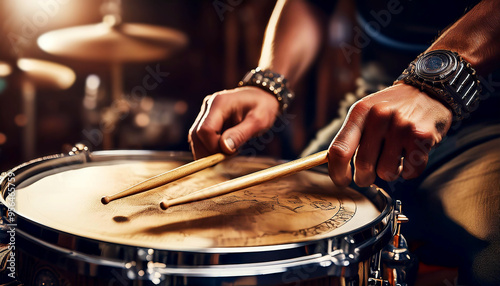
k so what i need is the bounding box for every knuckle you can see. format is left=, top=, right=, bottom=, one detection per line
left=211, top=90, right=234, bottom=101
left=209, top=93, right=226, bottom=106
left=350, top=100, right=371, bottom=115
left=354, top=157, right=374, bottom=173
left=413, top=129, right=435, bottom=143
left=196, top=124, right=214, bottom=138
left=369, top=104, right=393, bottom=120
left=329, top=141, right=353, bottom=160
left=247, top=114, right=268, bottom=129
left=392, top=112, right=413, bottom=129
left=377, top=166, right=398, bottom=182
left=409, top=129, right=436, bottom=151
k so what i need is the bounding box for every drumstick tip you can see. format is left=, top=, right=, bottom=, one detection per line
left=160, top=201, right=169, bottom=210
left=101, top=196, right=111, bottom=205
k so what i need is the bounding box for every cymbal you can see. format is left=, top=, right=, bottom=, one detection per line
left=37, top=21, right=188, bottom=63
left=17, top=58, right=76, bottom=90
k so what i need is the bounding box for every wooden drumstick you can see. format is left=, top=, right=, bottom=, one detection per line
left=160, top=150, right=329, bottom=210
left=101, top=153, right=229, bottom=204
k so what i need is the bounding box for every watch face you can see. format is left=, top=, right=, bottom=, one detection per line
left=423, top=54, right=448, bottom=73
left=415, top=50, right=457, bottom=81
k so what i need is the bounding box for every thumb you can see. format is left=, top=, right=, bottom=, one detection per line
left=219, top=115, right=266, bottom=154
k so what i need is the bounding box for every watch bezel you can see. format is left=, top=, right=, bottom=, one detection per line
left=414, top=50, right=459, bottom=82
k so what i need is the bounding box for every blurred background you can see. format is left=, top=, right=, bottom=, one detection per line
left=0, top=0, right=358, bottom=171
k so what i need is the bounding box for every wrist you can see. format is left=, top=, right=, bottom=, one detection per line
left=238, top=67, right=295, bottom=111
left=394, top=49, right=482, bottom=120
left=394, top=82, right=454, bottom=116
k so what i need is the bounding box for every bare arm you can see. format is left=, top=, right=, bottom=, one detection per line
left=258, top=0, right=324, bottom=83
left=328, top=0, right=500, bottom=187
left=429, top=0, right=500, bottom=74
left=189, top=0, right=326, bottom=159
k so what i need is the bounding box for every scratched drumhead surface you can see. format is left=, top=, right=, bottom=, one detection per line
left=14, top=156, right=380, bottom=249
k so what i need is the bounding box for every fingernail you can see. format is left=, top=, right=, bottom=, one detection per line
left=224, top=137, right=235, bottom=151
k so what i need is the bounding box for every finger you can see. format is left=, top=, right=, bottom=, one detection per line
left=189, top=95, right=224, bottom=159
left=401, top=135, right=433, bottom=179
left=188, top=96, right=211, bottom=143
left=220, top=113, right=269, bottom=154
left=376, top=129, right=404, bottom=182
left=188, top=96, right=212, bottom=158
left=328, top=102, right=370, bottom=187
left=189, top=134, right=214, bottom=159
left=377, top=143, right=403, bottom=182
left=353, top=105, right=392, bottom=187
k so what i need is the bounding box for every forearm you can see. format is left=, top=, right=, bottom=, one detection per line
left=258, top=0, right=325, bottom=85
left=429, top=0, right=500, bottom=75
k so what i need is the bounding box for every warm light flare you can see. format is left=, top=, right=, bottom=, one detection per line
left=17, top=58, right=76, bottom=90
left=15, top=114, right=28, bottom=127
left=0, top=62, right=12, bottom=77
left=0, top=133, right=6, bottom=145
left=4, top=0, right=87, bottom=33
left=86, top=74, right=101, bottom=91
left=37, top=23, right=112, bottom=55
left=135, top=113, right=150, bottom=127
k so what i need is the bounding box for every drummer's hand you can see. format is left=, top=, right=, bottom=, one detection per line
left=328, top=83, right=453, bottom=187
left=189, top=87, right=280, bottom=159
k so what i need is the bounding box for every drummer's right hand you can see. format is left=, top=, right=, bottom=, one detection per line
left=188, top=87, right=280, bottom=159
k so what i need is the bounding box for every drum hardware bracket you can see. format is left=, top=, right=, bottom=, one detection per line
left=368, top=200, right=417, bottom=286
left=68, top=143, right=89, bottom=155
left=123, top=248, right=167, bottom=283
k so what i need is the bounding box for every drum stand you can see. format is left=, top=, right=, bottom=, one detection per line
left=17, top=59, right=76, bottom=160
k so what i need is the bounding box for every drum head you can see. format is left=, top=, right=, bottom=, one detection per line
left=13, top=153, right=380, bottom=249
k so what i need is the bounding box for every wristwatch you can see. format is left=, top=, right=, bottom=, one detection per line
left=395, top=50, right=482, bottom=120
left=238, top=68, right=295, bottom=111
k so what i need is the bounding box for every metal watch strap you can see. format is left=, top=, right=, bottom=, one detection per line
left=395, top=50, right=482, bottom=120
left=238, top=68, right=295, bottom=111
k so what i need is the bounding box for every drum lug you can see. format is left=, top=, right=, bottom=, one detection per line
left=68, top=143, right=89, bottom=156
left=68, top=143, right=91, bottom=163
left=368, top=276, right=391, bottom=286
left=124, top=248, right=166, bottom=284
left=373, top=200, right=417, bottom=286
left=328, top=235, right=358, bottom=268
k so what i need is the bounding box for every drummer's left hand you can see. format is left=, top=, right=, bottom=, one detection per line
left=328, top=83, right=453, bottom=187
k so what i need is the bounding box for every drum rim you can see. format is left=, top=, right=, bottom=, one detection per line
left=1, top=149, right=395, bottom=279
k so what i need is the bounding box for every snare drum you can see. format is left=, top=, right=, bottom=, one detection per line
left=0, top=150, right=395, bottom=285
